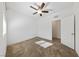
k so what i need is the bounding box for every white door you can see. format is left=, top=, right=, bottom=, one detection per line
left=0, top=2, right=6, bottom=57
left=61, top=15, right=75, bottom=49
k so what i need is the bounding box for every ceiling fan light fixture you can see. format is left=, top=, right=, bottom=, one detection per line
left=37, top=9, right=42, bottom=14
left=30, top=2, right=53, bottom=16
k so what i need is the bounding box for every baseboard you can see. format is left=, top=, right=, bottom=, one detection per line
left=53, top=37, right=61, bottom=40
left=7, top=36, right=52, bottom=46
left=35, top=36, right=52, bottom=42
left=7, top=36, right=35, bottom=46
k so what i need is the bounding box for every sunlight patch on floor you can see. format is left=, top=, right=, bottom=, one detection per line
left=35, top=40, right=53, bottom=48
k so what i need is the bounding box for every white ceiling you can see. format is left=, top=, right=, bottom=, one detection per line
left=6, top=2, right=74, bottom=19
left=0, top=3, right=3, bottom=12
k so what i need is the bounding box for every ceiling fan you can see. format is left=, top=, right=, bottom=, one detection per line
left=30, top=2, right=50, bottom=16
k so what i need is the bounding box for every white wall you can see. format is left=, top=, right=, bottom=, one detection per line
left=6, top=3, right=74, bottom=45
left=0, top=3, right=3, bottom=37
left=38, top=16, right=60, bottom=40
left=7, top=9, right=61, bottom=45
left=7, top=7, right=61, bottom=45
left=37, top=7, right=73, bottom=40
left=37, top=16, right=52, bottom=40
left=7, top=9, right=36, bottom=45
left=74, top=3, right=79, bottom=56
left=0, top=2, right=6, bottom=57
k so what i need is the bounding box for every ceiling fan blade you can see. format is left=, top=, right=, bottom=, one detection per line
left=40, top=3, right=45, bottom=9
left=43, top=2, right=49, bottom=8
left=30, top=6, right=37, bottom=10
left=33, top=12, right=38, bottom=15
left=42, top=11, right=49, bottom=13
left=40, top=14, right=42, bottom=16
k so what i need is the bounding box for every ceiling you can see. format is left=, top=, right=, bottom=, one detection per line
left=6, top=2, right=74, bottom=19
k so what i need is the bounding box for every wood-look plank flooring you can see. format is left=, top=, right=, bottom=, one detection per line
left=6, top=37, right=78, bottom=57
